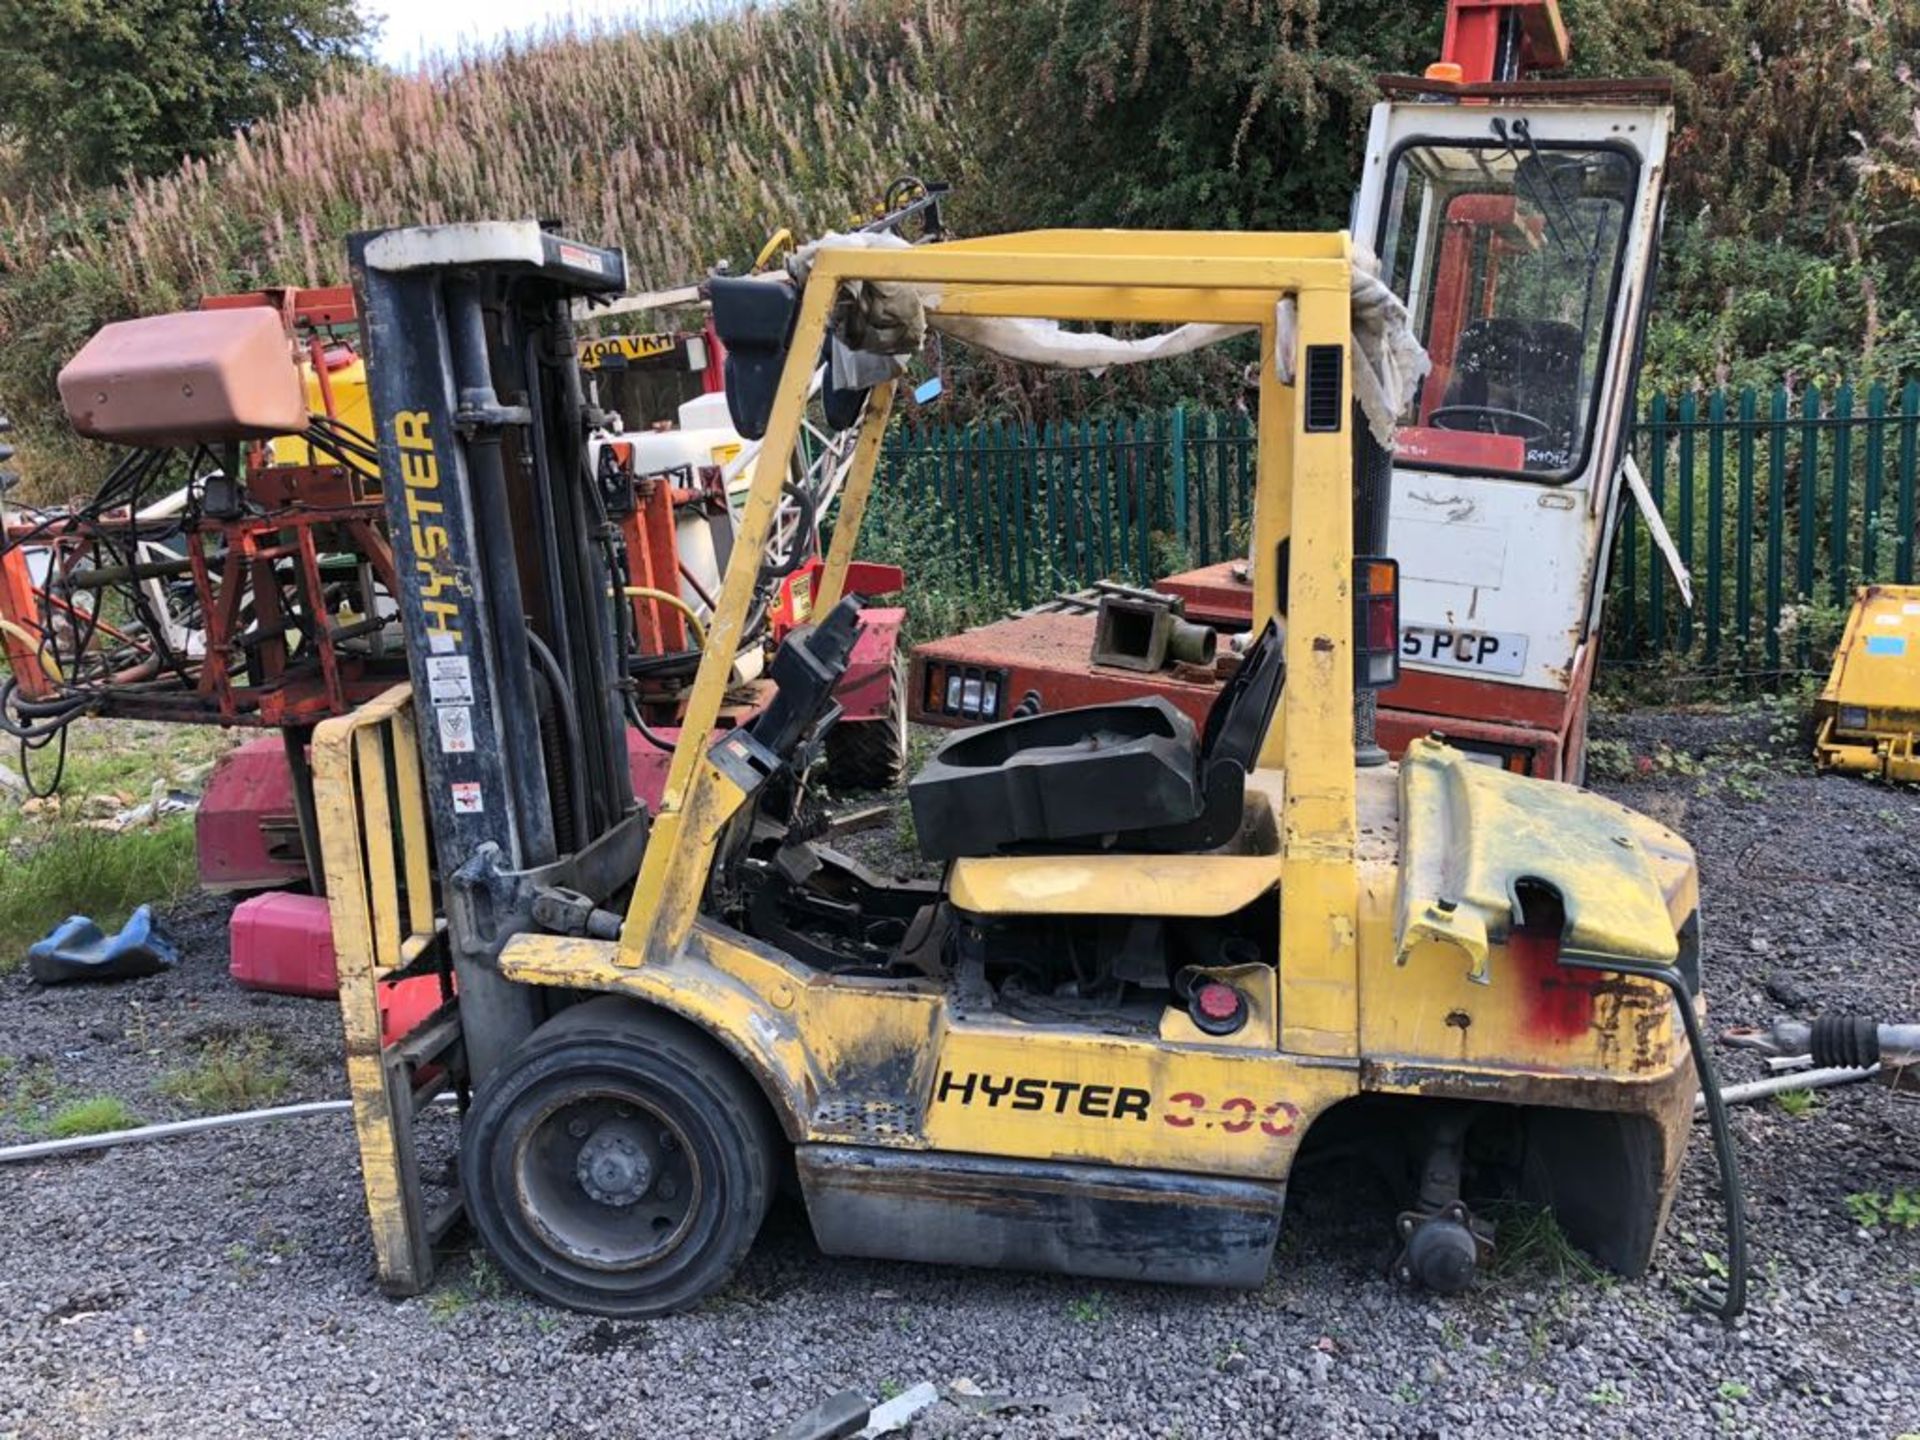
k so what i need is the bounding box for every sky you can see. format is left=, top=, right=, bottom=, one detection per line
left=358, top=0, right=699, bottom=68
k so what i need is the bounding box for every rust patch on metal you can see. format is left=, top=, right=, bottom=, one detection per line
left=1362, top=1056, right=1688, bottom=1116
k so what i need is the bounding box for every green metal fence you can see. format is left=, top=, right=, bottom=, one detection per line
left=1613, top=383, right=1920, bottom=675
left=877, top=385, right=1920, bottom=676
left=876, top=410, right=1258, bottom=607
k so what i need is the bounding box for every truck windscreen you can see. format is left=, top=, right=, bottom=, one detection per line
left=1378, top=140, right=1636, bottom=483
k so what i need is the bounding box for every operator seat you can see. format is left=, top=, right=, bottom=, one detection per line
left=1441, top=317, right=1582, bottom=452
left=908, top=622, right=1285, bottom=862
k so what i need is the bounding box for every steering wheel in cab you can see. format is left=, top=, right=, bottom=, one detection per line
left=1426, top=404, right=1551, bottom=443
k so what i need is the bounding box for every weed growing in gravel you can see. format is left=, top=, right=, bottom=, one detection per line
left=1717, top=1380, right=1751, bottom=1401
left=46, top=1095, right=138, bottom=1138
left=1846, top=1189, right=1920, bottom=1232
left=426, top=1287, right=471, bottom=1324
left=1488, top=1204, right=1609, bottom=1288
left=157, top=1034, right=290, bottom=1112
left=1064, top=1293, right=1108, bottom=1324
left=426, top=1249, right=515, bottom=1324
left=1586, top=1382, right=1624, bottom=1405
left=877, top=1380, right=905, bottom=1402
left=1583, top=738, right=1634, bottom=781
left=1, top=1061, right=64, bottom=1132
left=1774, top=1088, right=1818, bottom=1117
left=468, top=1251, right=508, bottom=1302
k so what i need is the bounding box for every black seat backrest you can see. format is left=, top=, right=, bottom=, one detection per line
left=709, top=275, right=799, bottom=440
left=1442, top=317, right=1583, bottom=446
left=1198, top=620, right=1286, bottom=772
left=748, top=595, right=865, bottom=761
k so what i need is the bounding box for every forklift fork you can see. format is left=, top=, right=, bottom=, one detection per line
left=314, top=683, right=466, bottom=1293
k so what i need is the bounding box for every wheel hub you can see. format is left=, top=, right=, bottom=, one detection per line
left=576, top=1125, right=654, bottom=1207
left=513, top=1091, right=703, bottom=1272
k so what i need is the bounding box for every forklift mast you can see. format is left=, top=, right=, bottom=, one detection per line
left=348, top=221, right=643, bottom=1077
left=1436, top=0, right=1570, bottom=85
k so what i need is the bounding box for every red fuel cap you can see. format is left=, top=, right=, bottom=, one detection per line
left=1191, top=982, right=1247, bottom=1035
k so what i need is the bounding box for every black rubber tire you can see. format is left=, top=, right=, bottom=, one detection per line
left=823, top=654, right=908, bottom=791
left=461, top=996, right=779, bottom=1317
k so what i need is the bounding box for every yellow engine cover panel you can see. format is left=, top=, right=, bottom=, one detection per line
left=268, top=356, right=377, bottom=475
left=949, top=853, right=1279, bottom=917
left=1396, top=738, right=1679, bottom=981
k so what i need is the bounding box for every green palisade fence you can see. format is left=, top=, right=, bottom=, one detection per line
left=1612, top=381, right=1920, bottom=676
left=876, top=386, right=1920, bottom=680
left=878, top=410, right=1259, bottom=608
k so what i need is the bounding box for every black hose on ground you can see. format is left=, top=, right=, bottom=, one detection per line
left=1556, top=949, right=1747, bottom=1320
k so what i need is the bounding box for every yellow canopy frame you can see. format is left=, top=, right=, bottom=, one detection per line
left=617, top=229, right=1361, bottom=1056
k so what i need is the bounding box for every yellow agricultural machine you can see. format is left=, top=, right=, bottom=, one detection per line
left=312, top=220, right=1743, bottom=1319
left=1813, top=583, right=1920, bottom=782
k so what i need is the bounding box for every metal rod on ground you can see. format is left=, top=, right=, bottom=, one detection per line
left=0, top=1094, right=456, bottom=1165
left=1698, top=1065, right=1880, bottom=1112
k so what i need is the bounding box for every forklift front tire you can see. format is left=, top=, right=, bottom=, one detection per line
left=461, top=997, right=780, bottom=1317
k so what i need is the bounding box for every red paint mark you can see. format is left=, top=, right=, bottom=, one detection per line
left=1510, top=927, right=1599, bottom=1040
left=1220, top=1097, right=1256, bottom=1133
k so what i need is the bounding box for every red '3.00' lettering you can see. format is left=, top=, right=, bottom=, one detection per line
left=1261, top=1100, right=1300, bottom=1137
left=1163, top=1092, right=1204, bottom=1128
left=1160, top=1092, right=1301, bottom=1138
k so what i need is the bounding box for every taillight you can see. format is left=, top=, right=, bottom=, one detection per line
left=1354, top=556, right=1400, bottom=690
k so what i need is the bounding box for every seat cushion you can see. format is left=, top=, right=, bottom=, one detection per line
left=907, top=697, right=1203, bottom=862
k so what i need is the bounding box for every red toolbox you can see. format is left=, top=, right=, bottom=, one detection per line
left=229, top=891, right=445, bottom=1043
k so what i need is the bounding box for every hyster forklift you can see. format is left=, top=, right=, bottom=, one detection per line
left=320, top=221, right=1743, bottom=1319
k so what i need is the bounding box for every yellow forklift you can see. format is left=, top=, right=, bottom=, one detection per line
left=318, top=222, right=1744, bottom=1319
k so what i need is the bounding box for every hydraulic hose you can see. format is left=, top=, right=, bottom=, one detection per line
left=622, top=586, right=707, bottom=649
left=525, top=629, right=588, bottom=849
left=0, top=619, right=62, bottom=683
left=624, top=693, right=678, bottom=753
left=1557, top=948, right=1747, bottom=1320
left=0, top=678, right=90, bottom=742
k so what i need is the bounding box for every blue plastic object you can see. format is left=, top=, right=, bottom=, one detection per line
left=26, top=905, right=178, bottom=986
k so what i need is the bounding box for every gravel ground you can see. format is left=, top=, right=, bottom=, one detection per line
left=2, top=706, right=1917, bottom=1440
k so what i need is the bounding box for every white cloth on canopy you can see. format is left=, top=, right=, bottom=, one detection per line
left=790, top=232, right=1430, bottom=446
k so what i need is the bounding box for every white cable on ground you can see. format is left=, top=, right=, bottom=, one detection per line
left=1697, top=1064, right=1880, bottom=1112
left=0, top=1093, right=455, bottom=1165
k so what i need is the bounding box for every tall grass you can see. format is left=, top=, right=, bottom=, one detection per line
left=0, top=819, right=198, bottom=969
left=0, top=0, right=966, bottom=493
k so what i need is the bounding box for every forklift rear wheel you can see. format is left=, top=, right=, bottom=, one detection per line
left=823, top=654, right=909, bottom=791
left=461, top=997, right=779, bottom=1317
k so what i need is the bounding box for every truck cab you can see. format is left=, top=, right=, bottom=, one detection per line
left=1358, top=81, right=1671, bottom=777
